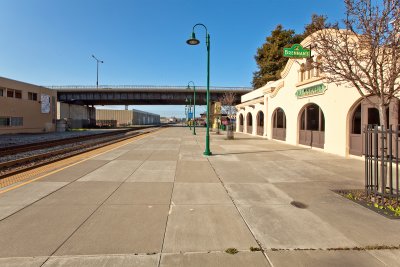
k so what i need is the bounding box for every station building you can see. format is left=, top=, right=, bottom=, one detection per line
left=236, top=33, right=399, bottom=157
left=0, top=77, right=57, bottom=134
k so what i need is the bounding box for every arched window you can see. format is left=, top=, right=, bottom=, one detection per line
left=247, top=113, right=252, bottom=126
left=257, top=111, right=264, bottom=127
left=239, top=114, right=244, bottom=126
left=300, top=104, right=324, bottom=131
left=256, top=111, right=264, bottom=136
left=272, top=108, right=286, bottom=141
left=352, top=104, right=361, bottom=134
left=273, top=108, right=286, bottom=129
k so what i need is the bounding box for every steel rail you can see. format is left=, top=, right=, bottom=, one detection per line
left=0, top=126, right=153, bottom=157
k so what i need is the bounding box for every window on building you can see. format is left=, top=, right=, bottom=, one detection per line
left=7, top=90, right=14, bottom=98
left=307, top=105, right=319, bottom=131
left=298, top=56, right=322, bottom=83
left=0, top=88, right=4, bottom=97
left=0, top=117, right=10, bottom=126
left=0, top=117, right=23, bottom=127
left=352, top=105, right=362, bottom=134
left=15, top=90, right=22, bottom=99
left=300, top=104, right=325, bottom=132
left=10, top=117, right=23, bottom=126
left=276, top=108, right=286, bottom=128
left=28, top=92, right=38, bottom=101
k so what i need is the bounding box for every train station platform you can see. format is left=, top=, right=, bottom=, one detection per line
left=0, top=127, right=399, bottom=266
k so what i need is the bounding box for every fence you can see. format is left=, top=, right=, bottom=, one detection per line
left=364, top=125, right=399, bottom=204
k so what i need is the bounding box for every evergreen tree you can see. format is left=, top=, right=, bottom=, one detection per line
left=302, top=14, right=337, bottom=39
left=252, top=25, right=301, bottom=89
left=252, top=14, right=334, bottom=89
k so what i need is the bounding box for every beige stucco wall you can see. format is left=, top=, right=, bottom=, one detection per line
left=0, top=77, right=57, bottom=134
left=266, top=58, right=361, bottom=156
left=236, top=45, right=365, bottom=157
left=237, top=102, right=267, bottom=136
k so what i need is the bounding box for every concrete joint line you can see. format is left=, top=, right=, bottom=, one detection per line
left=157, top=136, right=181, bottom=267
left=206, top=158, right=275, bottom=267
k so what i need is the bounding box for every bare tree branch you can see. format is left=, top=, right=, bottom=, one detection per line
left=311, top=0, right=400, bottom=127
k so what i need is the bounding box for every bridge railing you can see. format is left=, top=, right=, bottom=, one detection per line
left=45, top=85, right=253, bottom=91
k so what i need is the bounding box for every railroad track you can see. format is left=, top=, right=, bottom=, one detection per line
left=0, top=126, right=163, bottom=179
left=0, top=126, right=153, bottom=157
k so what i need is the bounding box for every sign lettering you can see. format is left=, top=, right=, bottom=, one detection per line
left=284, top=44, right=311, bottom=58
left=295, top=84, right=327, bottom=98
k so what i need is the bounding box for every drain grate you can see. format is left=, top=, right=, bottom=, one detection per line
left=290, top=201, right=308, bottom=209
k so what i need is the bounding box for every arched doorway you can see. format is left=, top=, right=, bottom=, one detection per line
left=272, top=108, right=286, bottom=141
left=256, top=111, right=264, bottom=136
left=349, top=103, right=363, bottom=155
left=246, top=113, right=253, bottom=134
left=239, top=114, right=244, bottom=132
left=299, top=103, right=325, bottom=148
left=349, top=98, right=395, bottom=156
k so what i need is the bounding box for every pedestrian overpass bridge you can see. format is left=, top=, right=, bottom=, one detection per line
left=48, top=85, right=252, bottom=105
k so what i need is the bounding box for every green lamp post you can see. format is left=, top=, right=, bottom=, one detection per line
left=187, top=81, right=196, bottom=135
left=186, top=23, right=212, bottom=156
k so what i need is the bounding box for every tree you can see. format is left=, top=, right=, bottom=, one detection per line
left=252, top=15, right=334, bottom=89
left=219, top=92, right=237, bottom=139
left=302, top=14, right=337, bottom=39
left=311, top=0, right=400, bottom=130
left=252, top=25, right=302, bottom=88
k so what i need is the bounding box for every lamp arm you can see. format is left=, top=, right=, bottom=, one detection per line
left=193, top=24, right=210, bottom=48
left=192, top=23, right=208, bottom=35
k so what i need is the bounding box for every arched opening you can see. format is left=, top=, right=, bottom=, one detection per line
left=239, top=113, right=244, bottom=132
left=272, top=108, right=286, bottom=141
left=246, top=113, right=253, bottom=134
left=348, top=98, right=396, bottom=156
left=256, top=111, right=264, bottom=136
left=299, top=103, right=325, bottom=148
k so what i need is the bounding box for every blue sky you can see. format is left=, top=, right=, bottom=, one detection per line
left=0, top=0, right=346, bottom=117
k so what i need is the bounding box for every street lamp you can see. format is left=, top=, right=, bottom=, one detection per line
left=186, top=23, right=212, bottom=156
left=187, top=81, right=196, bottom=135
left=92, top=54, right=104, bottom=89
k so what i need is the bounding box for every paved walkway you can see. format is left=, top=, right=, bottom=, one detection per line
left=0, top=127, right=399, bottom=266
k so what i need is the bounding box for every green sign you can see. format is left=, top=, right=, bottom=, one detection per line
left=283, top=44, right=311, bottom=58
left=295, top=84, right=327, bottom=98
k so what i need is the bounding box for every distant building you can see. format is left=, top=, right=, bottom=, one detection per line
left=93, top=109, right=160, bottom=127
left=0, top=77, right=57, bottom=134
left=58, top=102, right=95, bottom=128
left=131, top=109, right=160, bottom=125
left=95, top=109, right=133, bottom=127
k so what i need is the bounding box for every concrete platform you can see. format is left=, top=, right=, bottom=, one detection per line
left=54, top=205, right=169, bottom=255
left=0, top=127, right=399, bottom=266
left=160, top=251, right=269, bottom=267
left=266, top=250, right=385, bottom=267
left=44, top=254, right=159, bottom=267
